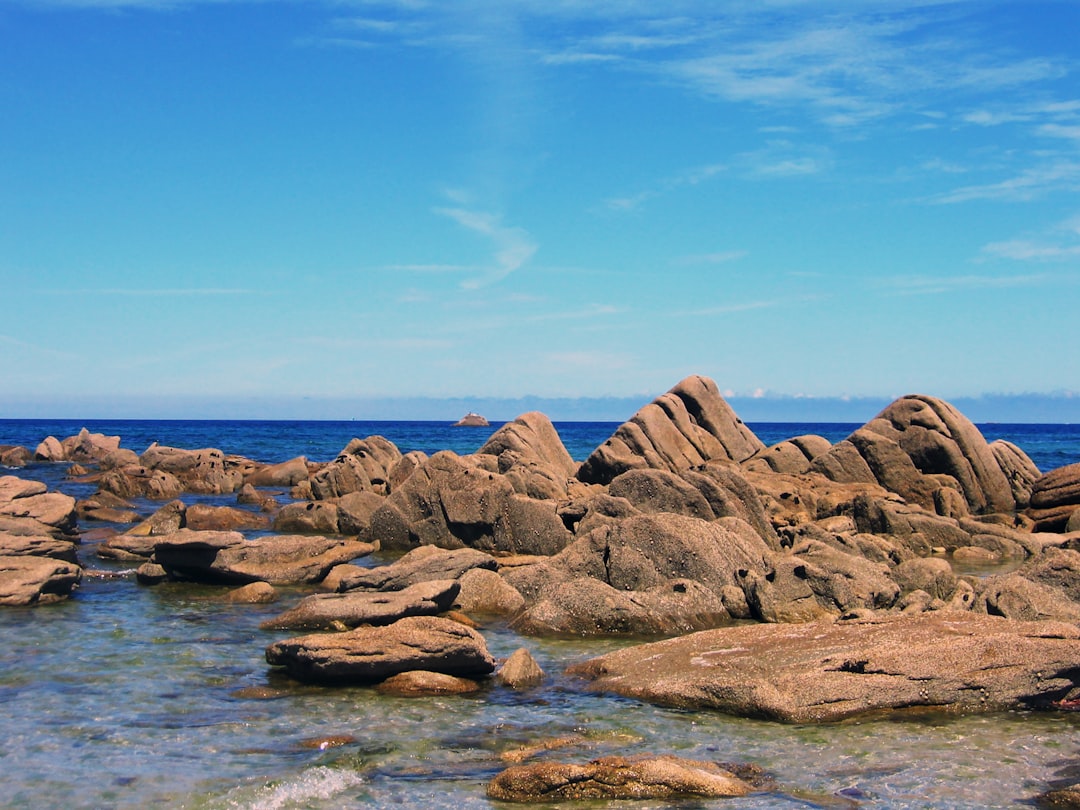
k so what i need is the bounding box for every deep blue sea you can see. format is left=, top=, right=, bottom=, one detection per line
left=2, top=418, right=1080, bottom=809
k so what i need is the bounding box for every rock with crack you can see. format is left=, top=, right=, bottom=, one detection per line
left=260, top=579, right=460, bottom=630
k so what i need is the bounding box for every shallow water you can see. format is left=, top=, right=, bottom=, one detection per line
left=3, top=419, right=1080, bottom=808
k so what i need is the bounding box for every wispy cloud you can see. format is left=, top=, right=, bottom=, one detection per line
left=979, top=214, right=1080, bottom=262
left=605, top=161, right=726, bottom=212
left=432, top=206, right=537, bottom=288
left=674, top=250, right=748, bottom=265
left=929, top=162, right=1080, bottom=204
left=877, top=273, right=1051, bottom=296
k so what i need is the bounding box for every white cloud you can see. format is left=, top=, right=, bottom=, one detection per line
left=433, top=206, right=537, bottom=288
left=878, top=273, right=1051, bottom=295
left=930, top=162, right=1080, bottom=204
left=675, top=250, right=749, bottom=265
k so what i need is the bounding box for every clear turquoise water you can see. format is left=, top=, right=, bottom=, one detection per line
left=2, top=419, right=1080, bottom=808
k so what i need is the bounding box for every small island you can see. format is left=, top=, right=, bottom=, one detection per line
left=453, top=412, right=489, bottom=427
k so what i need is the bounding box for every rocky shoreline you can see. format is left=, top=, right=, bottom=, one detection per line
left=4, top=374, right=1080, bottom=804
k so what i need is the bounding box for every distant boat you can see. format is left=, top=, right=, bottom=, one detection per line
left=453, top=412, right=490, bottom=427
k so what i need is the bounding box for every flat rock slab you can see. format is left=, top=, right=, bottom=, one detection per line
left=265, top=615, right=495, bottom=685
left=0, top=533, right=79, bottom=563
left=567, top=612, right=1080, bottom=723
left=260, top=579, right=460, bottom=630
left=487, top=755, right=752, bottom=802
left=336, top=545, right=497, bottom=592
left=153, top=529, right=375, bottom=584
left=0, top=555, right=82, bottom=606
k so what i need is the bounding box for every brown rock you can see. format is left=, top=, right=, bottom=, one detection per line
left=260, top=579, right=460, bottom=631
left=496, top=647, right=544, bottom=689
left=309, top=436, right=402, bottom=499
left=0, top=555, right=82, bottom=606
left=0, top=532, right=79, bottom=564
left=34, top=436, right=65, bottom=462
left=569, top=612, right=1080, bottom=722
left=487, top=755, right=751, bottom=802
left=139, top=444, right=244, bottom=494
left=375, top=670, right=481, bottom=696
left=335, top=546, right=497, bottom=592
left=186, top=503, right=270, bottom=532
left=98, top=465, right=184, bottom=500
left=455, top=567, right=526, bottom=616
left=223, top=581, right=278, bottom=604
left=264, top=615, right=495, bottom=684
left=243, top=456, right=310, bottom=488
left=272, top=501, right=340, bottom=534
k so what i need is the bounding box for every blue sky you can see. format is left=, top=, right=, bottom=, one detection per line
left=2, top=0, right=1079, bottom=420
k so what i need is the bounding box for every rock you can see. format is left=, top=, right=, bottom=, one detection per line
left=978, top=574, right=1080, bottom=622
left=453, top=412, right=489, bottom=427
left=138, top=444, right=244, bottom=494
left=98, top=465, right=184, bottom=501
left=186, top=503, right=270, bottom=532
left=236, top=483, right=278, bottom=511
left=577, top=375, right=764, bottom=485
left=99, top=448, right=140, bottom=470
left=309, top=436, right=402, bottom=499
left=265, top=615, right=496, bottom=684
left=243, top=456, right=310, bottom=487
left=375, top=670, right=481, bottom=696
left=478, top=412, right=577, bottom=498
left=152, top=530, right=375, bottom=584
left=260, top=579, right=460, bottom=630
left=607, top=469, right=715, bottom=521
left=223, top=581, right=278, bottom=604
left=568, top=612, right=1080, bottom=723
left=135, top=562, right=168, bottom=585
left=61, top=428, right=121, bottom=463
left=992, top=440, right=1042, bottom=509
left=76, top=491, right=140, bottom=524
left=334, top=490, right=385, bottom=537
left=1036, top=784, right=1080, bottom=808
left=1029, top=464, right=1080, bottom=531
left=34, top=436, right=65, bottom=462
left=487, top=755, right=751, bottom=802
left=893, top=557, right=957, bottom=601
left=744, top=435, right=833, bottom=475
left=0, top=555, right=82, bottom=606
left=0, top=445, right=30, bottom=467
left=336, top=546, right=497, bottom=592
left=272, top=501, right=341, bottom=534
left=0, top=532, right=79, bottom=564
left=454, top=567, right=526, bottom=616
left=511, top=577, right=729, bottom=636
left=126, top=500, right=187, bottom=537
left=496, top=647, right=544, bottom=689
left=0, top=477, right=77, bottom=537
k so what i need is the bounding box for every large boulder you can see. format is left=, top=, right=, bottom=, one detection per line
left=992, top=440, right=1042, bottom=509
left=813, top=396, right=1024, bottom=516
left=477, top=412, right=577, bottom=499
left=370, top=451, right=572, bottom=555
left=577, top=376, right=764, bottom=485
left=260, top=579, right=460, bottom=631
left=0, top=555, right=81, bottom=606
left=1028, top=464, right=1080, bottom=532
left=243, top=456, right=310, bottom=488
left=0, top=477, right=77, bottom=538
left=151, top=530, right=374, bottom=584
left=487, top=755, right=752, bottom=802
left=0, top=533, right=79, bottom=564
left=138, top=444, right=244, bottom=494
left=60, top=428, right=121, bottom=463
left=264, top=615, right=495, bottom=684
left=309, top=436, right=402, bottom=499
left=744, top=434, right=833, bottom=475
left=568, top=612, right=1080, bottom=722
left=98, top=465, right=184, bottom=501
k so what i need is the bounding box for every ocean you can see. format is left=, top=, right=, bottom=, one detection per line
left=1, top=418, right=1079, bottom=809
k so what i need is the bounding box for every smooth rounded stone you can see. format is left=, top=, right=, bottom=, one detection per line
left=224, top=581, right=278, bottom=604
left=243, top=456, right=310, bottom=488
left=0, top=487, right=77, bottom=537
left=135, top=562, right=168, bottom=585
left=487, top=755, right=752, bottom=802
left=264, top=615, right=496, bottom=685
left=236, top=483, right=279, bottom=511
left=374, top=670, right=481, bottom=696
left=952, top=546, right=1001, bottom=564
left=335, top=546, right=498, bottom=592
left=34, top=436, right=65, bottom=461
left=568, top=612, right=1080, bottom=723
left=260, top=579, right=460, bottom=630
left=891, top=557, right=958, bottom=601
left=478, top=412, right=577, bottom=478
left=0, top=555, right=82, bottom=606
left=61, top=428, right=121, bottom=462
left=607, top=469, right=715, bottom=521
left=272, top=501, right=341, bottom=534
left=186, top=503, right=270, bottom=532
left=978, top=574, right=1080, bottom=622
left=454, top=567, right=525, bottom=616
left=577, top=375, right=765, bottom=485
left=745, top=434, right=833, bottom=475
left=334, top=490, right=385, bottom=536
left=1070, top=509, right=1080, bottom=533
left=0, top=532, right=79, bottom=564
left=992, top=439, right=1042, bottom=509
left=97, top=533, right=159, bottom=561
left=126, top=500, right=187, bottom=537
left=153, top=529, right=376, bottom=585
left=0, top=445, right=30, bottom=467
left=496, top=647, right=544, bottom=689
left=0, top=476, right=47, bottom=502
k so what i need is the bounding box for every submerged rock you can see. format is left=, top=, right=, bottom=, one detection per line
left=487, top=755, right=752, bottom=802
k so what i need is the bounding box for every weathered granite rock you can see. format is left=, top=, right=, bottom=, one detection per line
left=236, top=484, right=279, bottom=511
left=455, top=567, right=526, bottom=616
left=512, top=577, right=730, bottom=636
left=496, top=647, right=544, bottom=689
left=0, top=477, right=77, bottom=538
left=370, top=451, right=573, bottom=555
left=0, top=555, right=82, bottom=606
left=76, top=490, right=140, bottom=524
left=578, top=375, right=765, bottom=485
left=223, top=581, right=278, bottom=604
left=977, top=573, right=1080, bottom=622
left=0, top=532, right=79, bottom=564
left=375, top=670, right=481, bottom=696
left=477, top=412, right=577, bottom=499
left=152, top=530, right=375, bottom=584
left=0, top=445, right=30, bottom=467
left=893, top=557, right=957, bottom=601
left=487, top=755, right=752, bottom=802
left=260, top=579, right=460, bottom=630
left=607, top=469, right=715, bottom=521
left=744, top=434, right=833, bottom=475
left=335, top=546, right=497, bottom=592
left=243, top=456, right=310, bottom=488
left=126, top=500, right=187, bottom=537
left=568, top=612, right=1080, bottom=722
left=851, top=494, right=973, bottom=555
left=186, top=503, right=270, bottom=532
left=334, top=490, right=385, bottom=537
left=992, top=439, right=1042, bottom=509
left=682, top=465, right=780, bottom=547
left=139, top=444, right=244, bottom=494
left=98, top=465, right=184, bottom=501
left=1029, top=464, right=1080, bottom=532
left=264, top=615, right=495, bottom=684
left=814, top=396, right=1023, bottom=516
left=272, top=501, right=341, bottom=534
left=309, top=436, right=402, bottom=499
left=61, top=428, right=121, bottom=463
left=1036, top=784, right=1080, bottom=808
left=34, top=436, right=65, bottom=462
